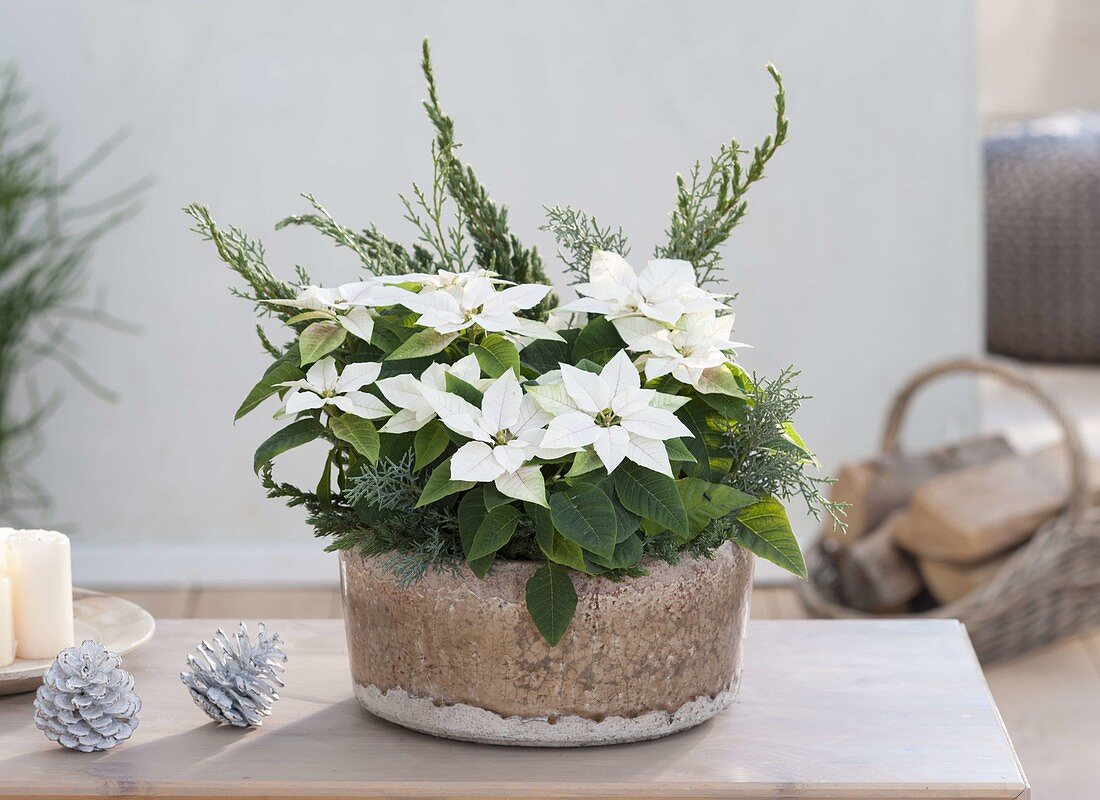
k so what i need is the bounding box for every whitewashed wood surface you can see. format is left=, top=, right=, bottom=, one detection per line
left=0, top=618, right=1026, bottom=799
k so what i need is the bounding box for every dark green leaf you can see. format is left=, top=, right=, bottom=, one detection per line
left=316, top=450, right=333, bottom=507
left=525, top=563, right=578, bottom=646
left=549, top=484, right=618, bottom=559
left=458, top=489, right=494, bottom=577
left=482, top=483, right=511, bottom=510
left=588, top=533, right=644, bottom=569
left=413, top=420, right=450, bottom=471
left=519, top=336, right=571, bottom=374
left=665, top=438, right=697, bottom=463
left=698, top=391, right=749, bottom=423
left=416, top=458, right=475, bottom=507
left=468, top=505, right=522, bottom=561
left=444, top=372, right=484, bottom=405
left=732, top=497, right=807, bottom=579
left=235, top=350, right=303, bottom=421
left=472, top=334, right=521, bottom=377
left=612, top=500, right=641, bottom=542
left=677, top=399, right=734, bottom=480
left=253, top=418, right=325, bottom=473
left=613, top=461, right=689, bottom=535
left=298, top=321, right=346, bottom=365
left=572, top=316, right=625, bottom=366
left=677, top=477, right=756, bottom=533
left=528, top=502, right=589, bottom=572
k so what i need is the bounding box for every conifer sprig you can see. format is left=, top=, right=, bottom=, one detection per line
left=420, top=39, right=555, bottom=317
left=656, top=64, right=789, bottom=286
left=540, top=206, right=629, bottom=284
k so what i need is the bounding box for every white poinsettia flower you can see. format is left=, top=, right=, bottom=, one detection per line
left=377, top=268, right=507, bottom=290
left=261, top=284, right=379, bottom=344
left=559, top=251, right=728, bottom=326
left=387, top=274, right=563, bottom=342
left=626, top=311, right=751, bottom=394
left=421, top=370, right=558, bottom=506
left=276, top=357, right=392, bottom=419
left=530, top=350, right=693, bottom=476
left=375, top=354, right=487, bottom=434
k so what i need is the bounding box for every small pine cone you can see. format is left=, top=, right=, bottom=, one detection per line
left=33, top=640, right=141, bottom=752
left=180, top=622, right=287, bottom=727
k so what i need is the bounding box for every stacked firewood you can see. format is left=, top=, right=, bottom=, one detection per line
left=824, top=438, right=1100, bottom=613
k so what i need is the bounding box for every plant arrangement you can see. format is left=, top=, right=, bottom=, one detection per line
left=188, top=41, right=841, bottom=645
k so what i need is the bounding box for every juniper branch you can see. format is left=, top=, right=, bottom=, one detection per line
left=540, top=205, right=629, bottom=284
left=420, top=39, right=555, bottom=315
left=655, top=64, right=788, bottom=286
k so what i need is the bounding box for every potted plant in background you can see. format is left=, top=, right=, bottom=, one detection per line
left=0, top=68, right=142, bottom=525
left=189, top=41, right=842, bottom=746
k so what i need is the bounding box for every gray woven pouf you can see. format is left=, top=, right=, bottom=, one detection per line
left=986, top=115, right=1100, bottom=363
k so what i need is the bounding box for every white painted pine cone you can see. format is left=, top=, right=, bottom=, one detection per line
left=180, top=622, right=286, bottom=727
left=33, top=640, right=141, bottom=752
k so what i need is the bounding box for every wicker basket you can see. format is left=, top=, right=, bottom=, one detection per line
left=800, top=356, right=1100, bottom=663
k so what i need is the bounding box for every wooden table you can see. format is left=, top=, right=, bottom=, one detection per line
left=0, top=619, right=1028, bottom=799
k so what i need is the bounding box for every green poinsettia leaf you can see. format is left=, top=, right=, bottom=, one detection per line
left=613, top=461, right=689, bottom=536
left=329, top=415, right=380, bottom=464
left=298, top=321, right=346, bottom=366
left=415, top=458, right=475, bottom=508
left=677, top=399, right=734, bottom=480
left=444, top=372, right=484, bottom=405
left=677, top=477, right=757, bottom=534
left=253, top=418, right=325, bottom=474
left=413, top=420, right=450, bottom=471
left=235, top=348, right=302, bottom=421
left=386, top=328, right=458, bottom=360
left=457, top=488, right=494, bottom=578
left=665, top=437, right=697, bottom=463
left=588, top=533, right=644, bottom=570
left=525, top=563, right=578, bottom=646
left=472, top=334, right=521, bottom=378
left=572, top=316, right=625, bottom=366
left=549, top=484, right=618, bottom=559
left=519, top=336, right=572, bottom=375
left=467, top=504, right=522, bottom=561
left=527, top=502, right=589, bottom=572
left=733, top=497, right=807, bottom=579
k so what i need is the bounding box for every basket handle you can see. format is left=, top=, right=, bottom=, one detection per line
left=880, top=356, right=1090, bottom=524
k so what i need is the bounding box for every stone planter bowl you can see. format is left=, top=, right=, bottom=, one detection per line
left=339, top=541, right=754, bottom=746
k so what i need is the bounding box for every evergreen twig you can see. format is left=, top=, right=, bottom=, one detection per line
left=420, top=39, right=555, bottom=315
left=540, top=205, right=629, bottom=284
left=655, top=64, right=789, bottom=286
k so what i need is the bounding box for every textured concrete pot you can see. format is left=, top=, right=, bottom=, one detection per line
left=339, top=541, right=754, bottom=746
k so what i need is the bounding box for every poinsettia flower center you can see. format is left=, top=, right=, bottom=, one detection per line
left=495, top=429, right=517, bottom=445
left=595, top=408, right=621, bottom=428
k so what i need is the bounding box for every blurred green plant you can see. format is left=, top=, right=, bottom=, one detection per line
left=0, top=67, right=144, bottom=524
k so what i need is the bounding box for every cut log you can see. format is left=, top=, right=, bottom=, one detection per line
left=836, top=512, right=923, bottom=612
left=918, top=549, right=1016, bottom=605
left=823, top=435, right=1015, bottom=547
left=893, top=445, right=1100, bottom=564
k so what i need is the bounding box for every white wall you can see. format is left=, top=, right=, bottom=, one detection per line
left=0, top=0, right=982, bottom=584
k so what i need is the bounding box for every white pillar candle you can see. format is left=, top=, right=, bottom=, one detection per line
left=0, top=528, right=13, bottom=666
left=0, top=576, right=14, bottom=667
left=6, top=530, right=73, bottom=659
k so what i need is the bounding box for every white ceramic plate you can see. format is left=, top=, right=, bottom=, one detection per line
left=0, top=588, right=155, bottom=695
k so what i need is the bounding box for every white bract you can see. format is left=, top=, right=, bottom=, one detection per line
left=625, top=311, right=751, bottom=395
left=262, top=285, right=379, bottom=343
left=277, top=357, right=391, bottom=419
left=375, top=354, right=487, bottom=434
left=559, top=251, right=728, bottom=327
left=530, top=350, right=692, bottom=477
left=387, top=273, right=563, bottom=342
left=423, top=371, right=559, bottom=506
